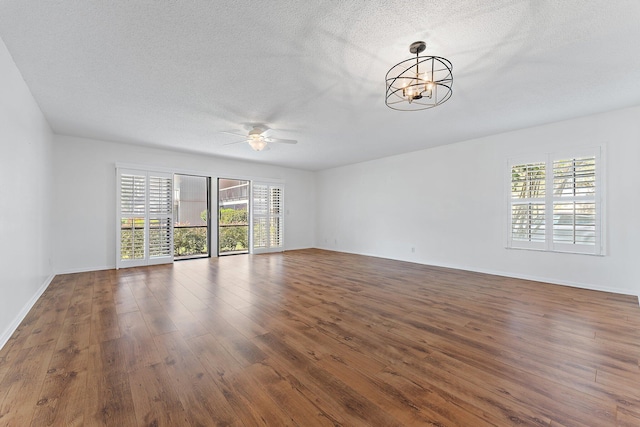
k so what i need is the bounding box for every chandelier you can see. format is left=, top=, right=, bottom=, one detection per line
left=385, top=41, right=453, bottom=111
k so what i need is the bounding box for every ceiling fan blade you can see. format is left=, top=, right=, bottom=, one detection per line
left=220, top=131, right=247, bottom=137
left=268, top=138, right=298, bottom=144
left=223, top=139, right=248, bottom=146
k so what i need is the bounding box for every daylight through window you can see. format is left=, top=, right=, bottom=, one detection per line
left=508, top=149, right=602, bottom=255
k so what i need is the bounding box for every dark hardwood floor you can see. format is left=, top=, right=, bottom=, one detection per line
left=0, top=249, right=639, bottom=426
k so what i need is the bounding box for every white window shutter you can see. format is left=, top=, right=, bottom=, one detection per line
left=269, top=187, right=283, bottom=248
left=118, top=171, right=147, bottom=267
left=507, top=149, right=603, bottom=255
left=148, top=173, right=174, bottom=264
left=550, top=155, right=599, bottom=253
left=252, top=182, right=284, bottom=253
left=117, top=168, right=174, bottom=268
left=252, top=184, right=268, bottom=250
left=120, top=174, right=146, bottom=216
left=508, top=161, right=546, bottom=250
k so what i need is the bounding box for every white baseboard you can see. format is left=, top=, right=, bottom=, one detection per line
left=482, top=269, right=631, bottom=295
left=432, top=262, right=635, bottom=296
left=0, top=273, right=55, bottom=351
left=54, top=265, right=114, bottom=275
left=312, top=247, right=637, bottom=299
left=283, top=245, right=314, bottom=252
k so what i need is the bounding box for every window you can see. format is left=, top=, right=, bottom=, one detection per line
left=510, top=161, right=546, bottom=247
left=117, top=168, right=173, bottom=268
left=252, top=182, right=284, bottom=253
left=174, top=174, right=211, bottom=259
left=218, top=178, right=249, bottom=256
left=119, top=173, right=146, bottom=261
left=507, top=148, right=603, bottom=255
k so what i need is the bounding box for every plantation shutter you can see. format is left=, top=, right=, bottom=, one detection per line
left=252, top=182, right=284, bottom=253
left=148, top=173, right=174, bottom=264
left=508, top=161, right=546, bottom=250
left=507, top=148, right=602, bottom=255
left=252, top=184, right=269, bottom=250
left=117, top=168, right=174, bottom=268
left=551, top=156, right=599, bottom=253
left=269, top=186, right=283, bottom=248
left=119, top=172, right=147, bottom=266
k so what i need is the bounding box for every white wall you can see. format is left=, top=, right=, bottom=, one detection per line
left=52, top=135, right=316, bottom=273
left=316, top=106, right=640, bottom=296
left=0, top=37, right=54, bottom=346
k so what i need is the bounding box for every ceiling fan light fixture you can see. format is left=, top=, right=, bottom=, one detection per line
left=222, top=125, right=297, bottom=151
left=385, top=41, right=453, bottom=111
left=248, top=137, right=268, bottom=151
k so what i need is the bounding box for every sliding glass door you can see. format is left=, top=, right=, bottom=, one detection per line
left=218, top=178, right=249, bottom=256
left=117, top=170, right=284, bottom=266
left=173, top=174, right=210, bottom=259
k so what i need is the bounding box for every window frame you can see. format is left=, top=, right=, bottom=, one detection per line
left=506, top=147, right=605, bottom=256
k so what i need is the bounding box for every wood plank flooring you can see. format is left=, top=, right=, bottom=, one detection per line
left=1, top=248, right=639, bottom=426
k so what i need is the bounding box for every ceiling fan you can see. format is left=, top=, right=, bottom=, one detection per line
left=222, top=125, right=298, bottom=151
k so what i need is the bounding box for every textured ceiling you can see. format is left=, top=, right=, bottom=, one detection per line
left=1, top=1, right=639, bottom=170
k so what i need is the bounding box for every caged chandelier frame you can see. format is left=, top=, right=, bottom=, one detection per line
left=385, top=41, right=453, bottom=111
